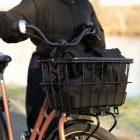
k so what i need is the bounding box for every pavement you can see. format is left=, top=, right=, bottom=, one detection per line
left=11, top=112, right=27, bottom=140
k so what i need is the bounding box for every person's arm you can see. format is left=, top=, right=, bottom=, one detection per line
left=0, top=0, right=37, bottom=43
left=83, top=2, right=106, bottom=49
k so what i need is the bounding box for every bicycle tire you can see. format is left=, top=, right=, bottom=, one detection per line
left=47, top=123, right=117, bottom=140
left=0, top=112, right=8, bottom=140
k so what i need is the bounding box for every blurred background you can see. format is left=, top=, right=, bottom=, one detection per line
left=0, top=0, right=140, bottom=139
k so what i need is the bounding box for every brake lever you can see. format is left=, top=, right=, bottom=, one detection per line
left=84, top=21, right=102, bottom=41
left=88, top=28, right=102, bottom=41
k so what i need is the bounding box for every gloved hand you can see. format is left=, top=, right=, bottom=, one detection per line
left=0, top=12, right=13, bottom=39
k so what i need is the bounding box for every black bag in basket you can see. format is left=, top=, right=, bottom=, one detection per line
left=59, top=48, right=127, bottom=109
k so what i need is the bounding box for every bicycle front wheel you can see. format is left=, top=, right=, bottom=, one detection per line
left=48, top=123, right=117, bottom=140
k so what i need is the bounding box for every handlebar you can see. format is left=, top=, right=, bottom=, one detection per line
left=26, top=24, right=90, bottom=47
left=13, top=20, right=101, bottom=47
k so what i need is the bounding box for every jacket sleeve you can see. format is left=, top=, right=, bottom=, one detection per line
left=83, top=2, right=106, bottom=49
left=0, top=0, right=37, bottom=43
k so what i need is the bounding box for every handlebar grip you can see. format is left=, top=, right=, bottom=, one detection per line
left=12, top=20, right=27, bottom=34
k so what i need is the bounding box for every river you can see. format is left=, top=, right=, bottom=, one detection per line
left=0, top=36, right=139, bottom=97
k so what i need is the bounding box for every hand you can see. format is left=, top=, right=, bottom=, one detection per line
left=0, top=12, right=13, bottom=39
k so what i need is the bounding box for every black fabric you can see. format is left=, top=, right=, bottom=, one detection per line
left=0, top=12, right=13, bottom=39
left=0, top=0, right=105, bottom=48
left=0, top=12, right=27, bottom=43
left=25, top=55, right=45, bottom=129
left=91, top=48, right=127, bottom=98
left=0, top=0, right=106, bottom=130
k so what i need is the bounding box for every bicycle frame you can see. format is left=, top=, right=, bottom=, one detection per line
left=0, top=21, right=98, bottom=140
left=0, top=58, right=134, bottom=140
left=0, top=21, right=133, bottom=140
left=0, top=70, right=67, bottom=140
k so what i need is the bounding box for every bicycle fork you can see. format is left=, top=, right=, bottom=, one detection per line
left=0, top=73, right=14, bottom=140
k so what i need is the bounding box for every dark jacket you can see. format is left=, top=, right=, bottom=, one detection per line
left=0, top=0, right=105, bottom=55
left=0, top=0, right=106, bottom=130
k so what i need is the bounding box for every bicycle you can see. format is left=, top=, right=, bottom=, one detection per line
left=0, top=20, right=133, bottom=140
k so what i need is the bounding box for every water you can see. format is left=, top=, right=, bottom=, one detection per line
left=0, top=36, right=139, bottom=97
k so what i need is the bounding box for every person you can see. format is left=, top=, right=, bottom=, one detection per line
left=0, top=0, right=106, bottom=131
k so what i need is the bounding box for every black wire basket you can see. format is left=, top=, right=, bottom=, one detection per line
left=40, top=57, right=133, bottom=112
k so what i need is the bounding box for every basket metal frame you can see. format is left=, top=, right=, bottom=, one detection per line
left=40, top=57, right=133, bottom=113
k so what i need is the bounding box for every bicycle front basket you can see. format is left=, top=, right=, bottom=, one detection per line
left=40, top=57, right=133, bottom=112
